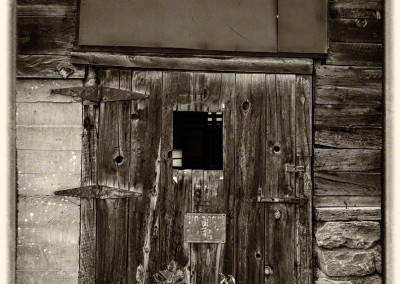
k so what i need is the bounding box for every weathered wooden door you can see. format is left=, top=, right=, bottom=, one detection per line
left=57, top=69, right=311, bottom=283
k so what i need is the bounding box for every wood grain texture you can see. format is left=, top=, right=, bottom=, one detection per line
left=315, top=65, right=382, bottom=88
left=17, top=17, right=75, bottom=55
left=191, top=170, right=224, bottom=284
left=235, top=74, right=265, bottom=283
left=265, top=203, right=296, bottom=283
left=315, top=207, right=381, bottom=221
left=127, top=71, right=162, bottom=283
left=315, top=85, right=382, bottom=105
left=314, top=149, right=381, bottom=172
left=327, top=43, right=383, bottom=66
left=265, top=74, right=296, bottom=198
left=314, top=172, right=381, bottom=196
left=328, top=0, right=383, bottom=19
left=96, top=70, right=129, bottom=283
left=295, top=75, right=312, bottom=284
left=71, top=52, right=314, bottom=74
left=17, top=4, right=76, bottom=18
left=314, top=105, right=382, bottom=127
left=315, top=125, right=382, bottom=149
left=79, top=102, right=99, bottom=284
left=329, top=19, right=382, bottom=43
left=96, top=199, right=128, bottom=284
left=159, top=72, right=191, bottom=275
left=314, top=196, right=381, bottom=207
left=17, top=55, right=85, bottom=78
left=221, top=73, right=236, bottom=277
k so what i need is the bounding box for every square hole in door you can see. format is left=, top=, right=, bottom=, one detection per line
left=173, top=111, right=222, bottom=170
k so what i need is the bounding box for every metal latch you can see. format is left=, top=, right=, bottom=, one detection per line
left=285, top=164, right=305, bottom=173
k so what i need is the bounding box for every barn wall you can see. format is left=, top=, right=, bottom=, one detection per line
left=15, top=0, right=384, bottom=283
left=16, top=1, right=84, bottom=281
left=313, top=0, right=383, bottom=283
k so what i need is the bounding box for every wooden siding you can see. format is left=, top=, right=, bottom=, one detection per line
left=314, top=0, right=383, bottom=220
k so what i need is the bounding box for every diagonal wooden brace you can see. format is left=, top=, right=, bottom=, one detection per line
left=50, top=85, right=148, bottom=103
left=54, top=185, right=142, bottom=199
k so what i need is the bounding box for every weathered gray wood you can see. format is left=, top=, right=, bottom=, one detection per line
left=329, top=19, right=382, bottom=43
left=315, top=85, right=382, bottom=105
left=71, top=52, right=314, bottom=74
left=17, top=0, right=77, bottom=6
left=327, top=43, right=383, bottom=66
left=191, top=170, right=225, bottom=284
left=315, top=126, right=382, bottom=149
left=159, top=72, right=191, bottom=275
left=221, top=73, right=236, bottom=277
left=314, top=196, right=381, bottom=207
left=265, top=203, right=296, bottom=283
left=295, top=75, right=313, bottom=284
left=96, top=199, right=128, bottom=284
left=235, top=74, right=265, bottom=283
left=55, top=185, right=141, bottom=199
left=315, top=207, right=381, bottom=221
left=265, top=74, right=296, bottom=198
left=16, top=79, right=84, bottom=102
left=96, top=70, right=129, bottom=283
left=328, top=0, right=383, bottom=19
left=314, top=149, right=381, bottom=172
left=315, top=66, right=382, bottom=88
left=17, top=55, right=85, bottom=78
left=315, top=105, right=382, bottom=127
left=17, top=4, right=76, bottom=17
left=17, top=17, right=75, bottom=55
left=79, top=102, right=99, bottom=284
left=314, top=172, right=381, bottom=196
left=127, top=71, right=162, bottom=283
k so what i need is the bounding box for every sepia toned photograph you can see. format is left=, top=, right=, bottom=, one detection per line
left=4, top=0, right=397, bottom=283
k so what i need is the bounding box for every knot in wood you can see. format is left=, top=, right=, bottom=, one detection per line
left=274, top=210, right=281, bottom=220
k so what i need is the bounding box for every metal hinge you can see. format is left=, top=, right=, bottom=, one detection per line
left=285, top=164, right=305, bottom=173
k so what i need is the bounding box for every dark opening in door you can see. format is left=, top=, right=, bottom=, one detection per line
left=173, top=111, right=223, bottom=170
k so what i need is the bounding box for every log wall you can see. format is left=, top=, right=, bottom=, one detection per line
left=15, top=0, right=383, bottom=283
left=313, top=0, right=383, bottom=282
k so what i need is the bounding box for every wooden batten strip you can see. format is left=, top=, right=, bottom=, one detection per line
left=71, top=52, right=314, bottom=74
left=54, top=185, right=142, bottom=199
left=315, top=207, right=381, bottom=221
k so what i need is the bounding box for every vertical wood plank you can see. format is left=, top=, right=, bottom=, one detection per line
left=96, top=69, right=129, bottom=284
left=127, top=71, right=162, bottom=283
left=295, top=75, right=313, bottom=284
left=235, top=74, right=266, bottom=284
left=160, top=72, right=192, bottom=275
left=191, top=170, right=224, bottom=284
left=221, top=73, right=236, bottom=278
left=79, top=103, right=99, bottom=284
left=265, top=74, right=296, bottom=198
left=264, top=203, right=296, bottom=284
